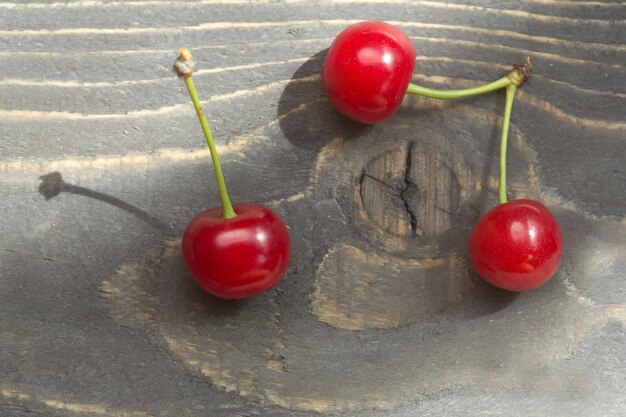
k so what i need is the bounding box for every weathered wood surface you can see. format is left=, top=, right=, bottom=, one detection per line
left=1, top=1, right=625, bottom=416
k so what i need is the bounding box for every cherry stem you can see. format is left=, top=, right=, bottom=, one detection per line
left=499, top=84, right=517, bottom=204
left=174, top=49, right=236, bottom=220
left=405, top=57, right=532, bottom=101
left=403, top=58, right=532, bottom=205
left=406, top=76, right=511, bottom=99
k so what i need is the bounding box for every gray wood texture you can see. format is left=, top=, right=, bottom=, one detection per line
left=1, top=1, right=625, bottom=416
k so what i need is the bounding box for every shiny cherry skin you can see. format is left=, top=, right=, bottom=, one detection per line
left=322, top=21, right=416, bottom=124
left=182, top=202, right=291, bottom=299
left=469, top=199, right=562, bottom=292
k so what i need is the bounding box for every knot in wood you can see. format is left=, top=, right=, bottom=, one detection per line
left=358, top=142, right=462, bottom=239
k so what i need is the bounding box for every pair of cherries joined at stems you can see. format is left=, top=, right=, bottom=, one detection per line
left=323, top=21, right=562, bottom=292
left=175, top=20, right=562, bottom=299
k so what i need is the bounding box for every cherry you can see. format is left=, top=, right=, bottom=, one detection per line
left=174, top=49, right=291, bottom=299
left=182, top=203, right=290, bottom=299
left=322, top=21, right=416, bottom=124
left=468, top=76, right=562, bottom=291
left=469, top=200, right=562, bottom=292
left=322, top=21, right=532, bottom=124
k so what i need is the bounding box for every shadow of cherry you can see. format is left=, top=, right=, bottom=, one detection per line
left=457, top=276, right=521, bottom=318
left=38, top=171, right=173, bottom=234
left=277, top=49, right=371, bottom=151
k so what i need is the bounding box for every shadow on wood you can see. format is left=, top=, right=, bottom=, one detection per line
left=38, top=171, right=173, bottom=234
left=277, top=49, right=372, bottom=151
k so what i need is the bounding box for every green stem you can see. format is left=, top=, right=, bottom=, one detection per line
left=499, top=84, right=517, bottom=204
left=406, top=76, right=512, bottom=100
left=183, top=76, right=236, bottom=219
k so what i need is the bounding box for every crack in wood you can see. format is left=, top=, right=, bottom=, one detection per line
left=434, top=205, right=455, bottom=216
left=362, top=173, right=395, bottom=189
left=357, top=142, right=466, bottom=241
left=401, top=142, right=418, bottom=235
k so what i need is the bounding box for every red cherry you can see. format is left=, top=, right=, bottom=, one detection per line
left=182, top=203, right=291, bottom=299
left=174, top=50, right=291, bottom=300
left=469, top=199, right=562, bottom=292
left=322, top=21, right=416, bottom=124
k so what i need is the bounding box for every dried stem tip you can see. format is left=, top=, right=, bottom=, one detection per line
left=173, top=48, right=194, bottom=79
left=508, top=56, right=533, bottom=87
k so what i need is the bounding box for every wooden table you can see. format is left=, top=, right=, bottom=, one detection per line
left=1, top=1, right=625, bottom=416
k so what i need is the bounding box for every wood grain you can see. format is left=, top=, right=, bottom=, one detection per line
left=1, top=1, right=624, bottom=416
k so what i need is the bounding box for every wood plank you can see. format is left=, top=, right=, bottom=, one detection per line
left=1, top=1, right=624, bottom=416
